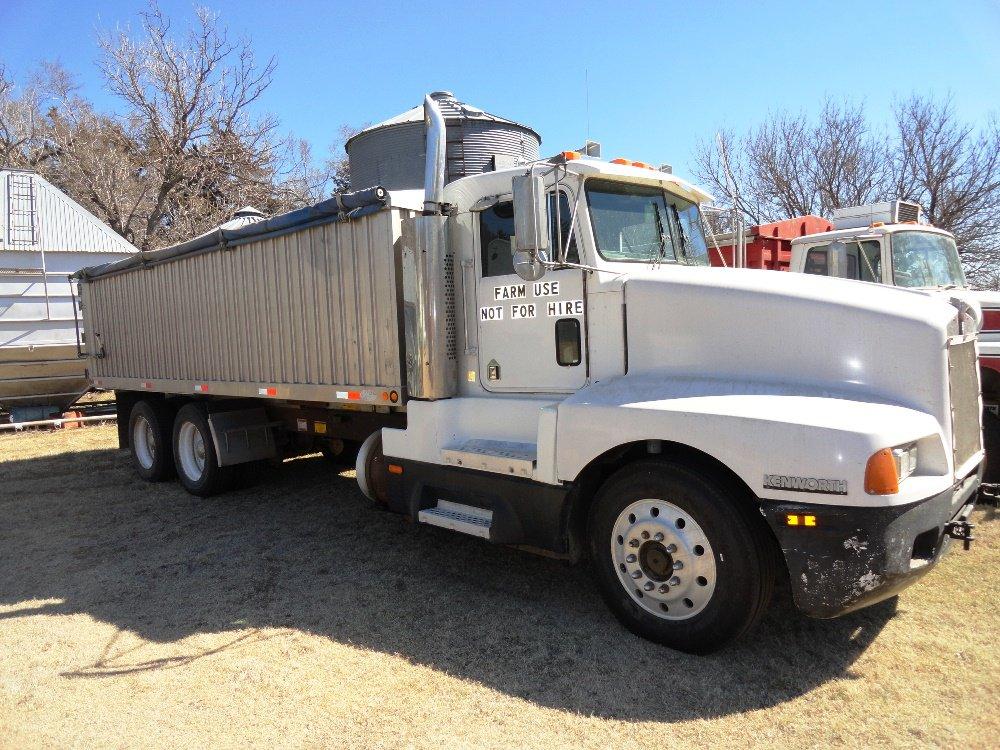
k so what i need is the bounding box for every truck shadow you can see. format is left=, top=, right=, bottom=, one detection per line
left=0, top=445, right=901, bottom=721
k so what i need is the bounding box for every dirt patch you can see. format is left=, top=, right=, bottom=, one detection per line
left=1, top=426, right=997, bottom=748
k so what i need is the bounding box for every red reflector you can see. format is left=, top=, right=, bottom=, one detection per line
left=388, top=464, right=403, bottom=475
left=348, top=391, right=361, bottom=400
left=983, top=310, right=1000, bottom=332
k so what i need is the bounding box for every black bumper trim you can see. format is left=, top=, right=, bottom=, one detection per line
left=761, top=468, right=981, bottom=618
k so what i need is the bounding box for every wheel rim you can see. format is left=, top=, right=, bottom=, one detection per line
left=611, top=499, right=717, bottom=620
left=133, top=415, right=156, bottom=470
left=177, top=420, right=207, bottom=481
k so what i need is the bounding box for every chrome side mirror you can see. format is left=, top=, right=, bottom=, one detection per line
left=512, top=173, right=549, bottom=281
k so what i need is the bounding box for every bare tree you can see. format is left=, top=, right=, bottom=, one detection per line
left=325, top=123, right=367, bottom=193
left=694, top=98, right=888, bottom=223
left=73, top=3, right=298, bottom=249
left=892, top=96, right=1000, bottom=279
left=0, top=62, right=80, bottom=170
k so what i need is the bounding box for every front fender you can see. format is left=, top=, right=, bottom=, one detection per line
left=556, top=375, right=951, bottom=508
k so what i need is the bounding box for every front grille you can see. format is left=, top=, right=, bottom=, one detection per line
left=948, top=338, right=982, bottom=471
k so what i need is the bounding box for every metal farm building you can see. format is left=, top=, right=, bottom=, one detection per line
left=0, top=169, right=136, bottom=420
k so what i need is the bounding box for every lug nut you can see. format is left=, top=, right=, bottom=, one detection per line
left=626, top=554, right=637, bottom=563
left=629, top=539, right=641, bottom=548
left=631, top=570, right=642, bottom=580
left=653, top=532, right=664, bottom=542
left=666, top=544, right=677, bottom=553
left=659, top=584, right=670, bottom=594
left=669, top=576, right=681, bottom=586
left=673, top=560, right=684, bottom=570
left=641, top=530, right=650, bottom=540
left=643, top=582, right=654, bottom=591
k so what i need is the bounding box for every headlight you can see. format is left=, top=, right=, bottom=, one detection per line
left=892, top=442, right=918, bottom=483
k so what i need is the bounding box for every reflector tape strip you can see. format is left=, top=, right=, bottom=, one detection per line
left=336, top=390, right=362, bottom=401
left=194, top=384, right=208, bottom=393
left=141, top=381, right=153, bottom=389
left=258, top=387, right=277, bottom=397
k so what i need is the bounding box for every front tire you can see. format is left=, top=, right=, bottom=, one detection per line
left=172, top=403, right=233, bottom=497
left=588, top=460, right=776, bottom=654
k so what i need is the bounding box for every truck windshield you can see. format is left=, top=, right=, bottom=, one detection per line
left=892, top=231, right=965, bottom=288
left=585, top=179, right=710, bottom=265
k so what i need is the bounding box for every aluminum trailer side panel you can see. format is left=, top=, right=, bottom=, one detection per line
left=80, top=208, right=409, bottom=406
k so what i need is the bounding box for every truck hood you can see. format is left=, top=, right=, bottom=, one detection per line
left=620, top=266, right=958, bottom=422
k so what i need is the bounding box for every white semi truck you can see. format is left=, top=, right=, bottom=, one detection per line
left=74, top=93, right=983, bottom=654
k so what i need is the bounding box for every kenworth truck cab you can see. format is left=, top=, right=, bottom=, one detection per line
left=77, top=96, right=983, bottom=654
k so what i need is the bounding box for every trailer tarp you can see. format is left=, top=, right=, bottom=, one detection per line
left=74, top=186, right=389, bottom=281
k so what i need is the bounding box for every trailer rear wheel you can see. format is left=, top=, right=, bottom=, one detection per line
left=588, top=460, right=775, bottom=654
left=320, top=438, right=361, bottom=468
left=128, top=400, right=174, bottom=482
left=172, top=403, right=233, bottom=497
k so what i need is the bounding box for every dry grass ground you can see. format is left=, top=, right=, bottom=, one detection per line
left=0, top=425, right=997, bottom=749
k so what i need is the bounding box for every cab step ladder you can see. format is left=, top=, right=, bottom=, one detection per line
left=418, top=500, right=493, bottom=539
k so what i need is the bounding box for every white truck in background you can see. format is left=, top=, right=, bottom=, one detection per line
left=74, top=94, right=983, bottom=654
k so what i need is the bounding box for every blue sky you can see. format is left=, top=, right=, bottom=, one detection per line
left=2, top=0, right=998, bottom=186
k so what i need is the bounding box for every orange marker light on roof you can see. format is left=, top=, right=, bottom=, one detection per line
left=865, top=449, right=899, bottom=495
left=561, top=151, right=581, bottom=160
left=611, top=158, right=630, bottom=165
left=632, top=161, right=651, bottom=169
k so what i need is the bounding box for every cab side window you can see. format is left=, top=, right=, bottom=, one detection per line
left=803, top=246, right=828, bottom=275
left=479, top=192, right=578, bottom=277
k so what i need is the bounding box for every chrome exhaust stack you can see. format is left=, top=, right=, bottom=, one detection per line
left=423, top=93, right=447, bottom=214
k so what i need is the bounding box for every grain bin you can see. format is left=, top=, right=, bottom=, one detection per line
left=346, top=91, right=541, bottom=191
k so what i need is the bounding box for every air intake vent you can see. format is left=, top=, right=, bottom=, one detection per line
left=894, top=200, right=921, bottom=223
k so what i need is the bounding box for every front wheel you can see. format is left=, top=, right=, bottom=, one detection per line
left=588, top=460, right=776, bottom=654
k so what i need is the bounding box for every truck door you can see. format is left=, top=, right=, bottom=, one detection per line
left=475, top=192, right=587, bottom=392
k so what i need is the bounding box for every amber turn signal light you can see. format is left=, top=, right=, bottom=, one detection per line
left=865, top=449, right=899, bottom=495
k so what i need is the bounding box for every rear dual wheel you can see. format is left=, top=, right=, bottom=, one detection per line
left=172, top=403, right=233, bottom=497
left=589, top=460, right=776, bottom=654
left=128, top=400, right=175, bottom=481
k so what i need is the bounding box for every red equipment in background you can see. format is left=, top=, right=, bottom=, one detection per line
left=708, top=215, right=832, bottom=270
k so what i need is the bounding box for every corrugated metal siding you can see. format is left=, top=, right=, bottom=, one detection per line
left=83, top=209, right=406, bottom=395
left=0, top=170, right=137, bottom=254
left=348, top=121, right=540, bottom=191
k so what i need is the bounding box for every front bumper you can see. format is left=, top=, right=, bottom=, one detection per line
left=761, top=468, right=981, bottom=618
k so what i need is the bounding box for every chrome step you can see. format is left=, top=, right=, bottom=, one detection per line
left=418, top=500, right=493, bottom=539
left=440, top=439, right=536, bottom=477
